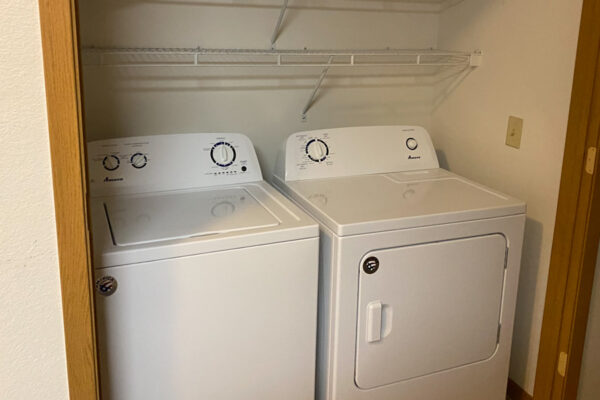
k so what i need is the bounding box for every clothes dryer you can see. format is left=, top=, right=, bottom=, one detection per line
left=273, top=125, right=526, bottom=400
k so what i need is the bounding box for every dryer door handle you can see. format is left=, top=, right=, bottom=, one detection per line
left=366, top=301, right=382, bottom=343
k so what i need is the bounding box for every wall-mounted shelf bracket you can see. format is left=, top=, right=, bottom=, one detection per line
left=270, top=0, right=289, bottom=48
left=302, top=56, right=333, bottom=120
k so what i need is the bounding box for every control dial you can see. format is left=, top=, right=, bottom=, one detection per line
left=130, top=152, right=148, bottom=169
left=211, top=142, right=236, bottom=167
left=102, top=155, right=120, bottom=171
left=306, top=139, right=329, bottom=162
left=406, top=138, right=418, bottom=151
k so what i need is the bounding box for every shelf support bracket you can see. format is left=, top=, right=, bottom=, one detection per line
left=302, top=56, right=333, bottom=120
left=270, top=0, right=289, bottom=48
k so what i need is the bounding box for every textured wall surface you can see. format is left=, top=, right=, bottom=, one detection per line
left=433, top=0, right=583, bottom=394
left=0, top=1, right=69, bottom=399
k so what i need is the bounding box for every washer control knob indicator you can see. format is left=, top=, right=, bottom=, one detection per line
left=211, top=142, right=236, bottom=167
left=130, top=153, right=148, bottom=169
left=103, top=155, right=120, bottom=171
left=406, top=138, right=418, bottom=151
left=306, top=139, right=329, bottom=162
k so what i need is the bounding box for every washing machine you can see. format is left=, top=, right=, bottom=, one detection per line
left=88, top=133, right=319, bottom=400
left=273, top=125, right=526, bottom=400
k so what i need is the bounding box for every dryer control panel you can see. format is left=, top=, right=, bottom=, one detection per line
left=88, top=133, right=263, bottom=196
left=276, top=126, right=439, bottom=181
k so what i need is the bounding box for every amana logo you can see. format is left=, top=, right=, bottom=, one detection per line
left=104, top=177, right=124, bottom=182
left=408, top=155, right=421, bottom=160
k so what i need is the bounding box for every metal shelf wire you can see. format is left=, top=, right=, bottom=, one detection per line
left=83, top=47, right=481, bottom=68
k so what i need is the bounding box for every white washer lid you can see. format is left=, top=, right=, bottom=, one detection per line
left=277, top=169, right=526, bottom=236
left=91, top=182, right=318, bottom=268
left=105, top=187, right=279, bottom=246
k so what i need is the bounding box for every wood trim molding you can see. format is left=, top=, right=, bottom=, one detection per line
left=38, top=0, right=99, bottom=398
left=534, top=0, right=600, bottom=399
left=508, top=378, right=534, bottom=400
left=560, top=59, right=600, bottom=400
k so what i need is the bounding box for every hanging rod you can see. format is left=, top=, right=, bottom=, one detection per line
left=83, top=47, right=481, bottom=68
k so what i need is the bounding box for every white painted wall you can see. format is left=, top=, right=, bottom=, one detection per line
left=433, top=0, right=583, bottom=394
left=0, top=1, right=69, bottom=399
left=578, top=245, right=600, bottom=400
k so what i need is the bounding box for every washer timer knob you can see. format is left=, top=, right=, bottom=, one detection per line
left=102, top=155, right=120, bottom=171
left=306, top=139, right=329, bottom=162
left=130, top=153, right=148, bottom=169
left=406, top=138, right=418, bottom=151
left=211, top=142, right=236, bottom=167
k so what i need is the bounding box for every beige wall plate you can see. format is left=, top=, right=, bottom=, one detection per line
left=506, top=116, right=524, bottom=149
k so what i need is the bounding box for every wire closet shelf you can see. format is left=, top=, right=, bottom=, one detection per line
left=82, top=47, right=482, bottom=68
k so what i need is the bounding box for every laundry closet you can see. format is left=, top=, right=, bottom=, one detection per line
left=76, top=0, right=583, bottom=397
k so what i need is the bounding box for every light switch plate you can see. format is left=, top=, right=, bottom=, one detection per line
left=506, top=116, right=523, bottom=149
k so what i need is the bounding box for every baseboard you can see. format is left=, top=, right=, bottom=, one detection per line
left=507, top=378, right=534, bottom=400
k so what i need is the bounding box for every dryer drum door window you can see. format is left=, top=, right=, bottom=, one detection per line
left=355, top=234, right=507, bottom=389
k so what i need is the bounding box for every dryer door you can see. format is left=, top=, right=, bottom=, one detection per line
left=355, top=234, right=506, bottom=389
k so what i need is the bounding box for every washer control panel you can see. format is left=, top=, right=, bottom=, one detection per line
left=278, top=126, right=439, bottom=181
left=88, top=133, right=262, bottom=196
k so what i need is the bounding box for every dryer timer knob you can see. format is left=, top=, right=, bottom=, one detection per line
left=306, top=139, right=329, bottom=162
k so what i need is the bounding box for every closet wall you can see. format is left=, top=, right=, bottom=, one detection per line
left=432, top=0, right=583, bottom=393
left=78, top=0, right=584, bottom=395
left=79, top=0, right=440, bottom=174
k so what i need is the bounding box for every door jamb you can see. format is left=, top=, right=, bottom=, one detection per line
left=534, top=0, right=600, bottom=398
left=38, top=0, right=99, bottom=399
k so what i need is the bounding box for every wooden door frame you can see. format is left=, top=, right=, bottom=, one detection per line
left=38, top=0, right=99, bottom=399
left=534, top=0, right=600, bottom=399
left=37, top=0, right=598, bottom=399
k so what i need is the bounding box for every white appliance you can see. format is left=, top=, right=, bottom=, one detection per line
left=273, top=126, right=526, bottom=400
left=88, top=133, right=319, bottom=400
